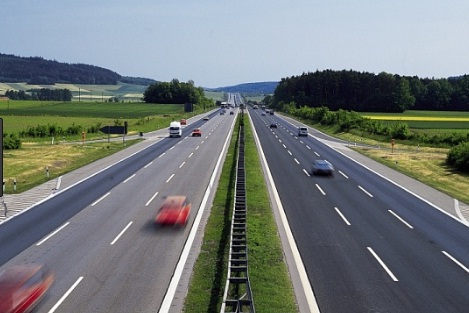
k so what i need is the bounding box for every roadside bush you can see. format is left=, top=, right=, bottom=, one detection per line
left=447, top=142, right=469, bottom=172
left=3, top=133, right=22, bottom=149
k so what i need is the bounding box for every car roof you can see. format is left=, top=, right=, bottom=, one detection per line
left=0, top=265, right=44, bottom=289
left=315, top=160, right=331, bottom=165
left=161, top=196, right=187, bottom=210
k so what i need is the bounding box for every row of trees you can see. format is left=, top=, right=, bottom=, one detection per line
left=5, top=88, right=72, bottom=101
left=269, top=70, right=469, bottom=113
left=0, top=53, right=121, bottom=84
left=284, top=105, right=469, bottom=172
left=143, top=79, right=213, bottom=107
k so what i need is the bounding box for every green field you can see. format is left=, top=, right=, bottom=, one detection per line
left=362, top=110, right=469, bottom=135
left=0, top=82, right=147, bottom=102
left=0, top=100, right=201, bottom=140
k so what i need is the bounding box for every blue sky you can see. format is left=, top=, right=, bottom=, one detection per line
left=2, top=0, right=469, bottom=87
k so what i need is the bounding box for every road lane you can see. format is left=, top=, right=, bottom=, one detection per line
left=250, top=108, right=469, bottom=312
left=0, top=109, right=237, bottom=313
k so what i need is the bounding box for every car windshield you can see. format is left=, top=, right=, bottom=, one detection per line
left=316, top=161, right=331, bottom=168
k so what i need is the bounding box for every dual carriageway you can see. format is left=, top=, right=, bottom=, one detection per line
left=1, top=95, right=469, bottom=312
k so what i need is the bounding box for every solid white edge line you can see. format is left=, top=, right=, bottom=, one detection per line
left=158, top=110, right=237, bottom=313
left=308, top=131, right=469, bottom=227
left=334, top=207, right=351, bottom=225
left=146, top=191, right=159, bottom=207
left=91, top=192, right=110, bottom=206
left=358, top=185, right=374, bottom=197
left=48, top=276, right=84, bottom=313
left=110, top=221, right=133, bottom=245
left=36, top=222, right=70, bottom=246
left=442, top=251, right=469, bottom=274
left=388, top=210, right=414, bottom=229
left=454, top=199, right=469, bottom=226
left=247, top=111, right=320, bottom=313
left=123, top=173, right=136, bottom=184
left=367, top=247, right=399, bottom=281
left=2, top=135, right=165, bottom=224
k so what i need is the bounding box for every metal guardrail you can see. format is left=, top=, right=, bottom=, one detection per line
left=220, top=121, right=255, bottom=313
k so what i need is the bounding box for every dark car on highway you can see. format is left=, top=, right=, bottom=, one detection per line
left=311, top=160, right=334, bottom=176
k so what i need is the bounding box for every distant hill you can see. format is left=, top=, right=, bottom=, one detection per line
left=207, top=81, right=278, bottom=94
left=0, top=53, right=122, bottom=85
left=0, top=53, right=276, bottom=91
left=0, top=53, right=155, bottom=86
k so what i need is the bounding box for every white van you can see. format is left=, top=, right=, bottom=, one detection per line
left=298, top=127, right=308, bottom=137
left=169, top=121, right=182, bottom=137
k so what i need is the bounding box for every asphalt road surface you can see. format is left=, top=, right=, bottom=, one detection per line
left=0, top=108, right=237, bottom=313
left=249, top=107, right=469, bottom=313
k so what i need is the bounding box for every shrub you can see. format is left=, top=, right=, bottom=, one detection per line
left=3, top=133, right=22, bottom=149
left=447, top=142, right=469, bottom=172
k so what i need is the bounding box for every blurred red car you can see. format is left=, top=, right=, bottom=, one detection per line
left=0, top=264, right=54, bottom=313
left=180, top=119, right=187, bottom=125
left=155, top=196, right=191, bottom=226
left=192, top=128, right=202, bottom=137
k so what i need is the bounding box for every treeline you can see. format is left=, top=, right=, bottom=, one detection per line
left=270, top=70, right=469, bottom=113
left=285, top=105, right=469, bottom=172
left=0, top=53, right=121, bottom=85
left=5, top=88, right=72, bottom=101
left=143, top=79, right=213, bottom=107
left=120, top=76, right=157, bottom=86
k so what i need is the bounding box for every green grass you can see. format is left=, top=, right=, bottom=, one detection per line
left=363, top=110, right=469, bottom=118
left=3, top=140, right=141, bottom=193
left=0, top=100, right=213, bottom=141
left=0, top=100, right=183, bottom=118
left=184, top=114, right=297, bottom=312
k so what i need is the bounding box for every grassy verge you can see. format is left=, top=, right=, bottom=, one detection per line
left=3, top=140, right=141, bottom=194
left=184, top=114, right=297, bottom=312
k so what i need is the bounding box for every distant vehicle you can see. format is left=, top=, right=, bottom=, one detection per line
left=270, top=110, right=274, bottom=115
left=203, top=116, right=210, bottom=121
left=270, top=122, right=277, bottom=128
left=180, top=119, right=187, bottom=125
left=155, top=196, right=191, bottom=226
left=0, top=264, right=54, bottom=313
left=311, top=160, right=334, bottom=176
left=220, top=111, right=225, bottom=115
left=261, top=112, right=266, bottom=116
left=169, top=121, right=182, bottom=137
left=192, top=128, right=202, bottom=137
left=298, top=127, right=308, bottom=137
left=253, top=105, right=258, bottom=109
left=230, top=111, right=234, bottom=115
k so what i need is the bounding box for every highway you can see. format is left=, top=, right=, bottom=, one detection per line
left=0, top=108, right=237, bottom=313
left=249, top=108, right=469, bottom=312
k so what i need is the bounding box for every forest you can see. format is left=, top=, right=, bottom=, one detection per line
left=269, top=70, right=469, bottom=113
left=0, top=53, right=121, bottom=85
